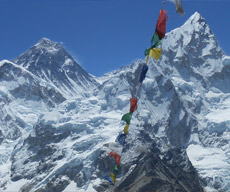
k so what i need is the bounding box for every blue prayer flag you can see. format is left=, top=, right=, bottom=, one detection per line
left=139, top=64, right=149, bottom=84
left=116, top=133, right=126, bottom=146
left=105, top=176, right=114, bottom=185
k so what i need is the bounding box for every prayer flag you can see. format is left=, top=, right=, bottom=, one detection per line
left=155, top=10, right=167, bottom=40
left=108, top=151, right=121, bottom=166
left=124, top=124, right=129, bottom=135
left=130, top=98, right=138, bottom=113
left=146, top=48, right=162, bottom=62
left=139, top=64, right=149, bottom=84
left=116, top=133, right=126, bottom=146
left=122, top=112, right=132, bottom=124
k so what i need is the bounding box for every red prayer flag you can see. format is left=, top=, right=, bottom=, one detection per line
left=155, top=10, right=167, bottom=40
left=108, top=151, right=121, bottom=166
left=130, top=98, right=138, bottom=113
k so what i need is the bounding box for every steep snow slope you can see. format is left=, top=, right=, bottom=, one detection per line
left=0, top=60, right=65, bottom=141
left=1, top=12, right=230, bottom=192
left=13, top=38, right=99, bottom=97
left=0, top=60, right=66, bottom=189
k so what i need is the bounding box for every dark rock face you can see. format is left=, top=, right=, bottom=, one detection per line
left=10, top=122, right=69, bottom=182
left=96, top=128, right=204, bottom=192
left=112, top=150, right=203, bottom=192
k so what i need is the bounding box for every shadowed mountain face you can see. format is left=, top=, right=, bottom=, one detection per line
left=0, top=12, right=230, bottom=192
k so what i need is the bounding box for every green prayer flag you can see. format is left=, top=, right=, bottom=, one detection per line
left=113, top=165, right=119, bottom=175
left=151, top=32, right=159, bottom=44
left=121, top=112, right=132, bottom=124
left=145, top=35, right=163, bottom=57
left=151, top=32, right=162, bottom=48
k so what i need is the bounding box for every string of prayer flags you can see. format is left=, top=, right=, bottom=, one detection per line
left=145, top=9, right=167, bottom=62
left=104, top=0, right=184, bottom=186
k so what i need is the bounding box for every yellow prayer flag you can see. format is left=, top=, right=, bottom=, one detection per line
left=146, top=48, right=162, bottom=63
left=110, top=173, right=116, bottom=184
left=124, top=124, right=129, bottom=135
left=149, top=48, right=161, bottom=60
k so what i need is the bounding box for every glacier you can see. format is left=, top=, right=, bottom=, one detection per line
left=0, top=12, right=230, bottom=192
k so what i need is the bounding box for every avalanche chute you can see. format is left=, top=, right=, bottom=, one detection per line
left=104, top=0, right=184, bottom=186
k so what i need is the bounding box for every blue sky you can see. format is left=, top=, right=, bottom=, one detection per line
left=0, top=0, right=229, bottom=76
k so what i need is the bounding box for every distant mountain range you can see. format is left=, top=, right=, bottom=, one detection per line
left=0, top=12, right=230, bottom=192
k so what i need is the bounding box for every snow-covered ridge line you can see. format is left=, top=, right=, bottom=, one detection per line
left=0, top=59, right=67, bottom=97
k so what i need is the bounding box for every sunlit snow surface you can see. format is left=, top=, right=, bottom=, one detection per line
left=187, top=144, right=230, bottom=192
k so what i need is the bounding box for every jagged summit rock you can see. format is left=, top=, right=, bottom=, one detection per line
left=36, top=37, right=58, bottom=46
left=185, top=11, right=204, bottom=24
left=33, top=38, right=63, bottom=54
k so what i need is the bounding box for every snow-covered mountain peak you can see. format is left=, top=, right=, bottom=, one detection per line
left=175, top=11, right=211, bottom=36
left=13, top=38, right=99, bottom=97
left=34, top=38, right=62, bottom=54
left=36, top=37, right=57, bottom=47
left=180, top=11, right=214, bottom=38
left=158, top=11, right=224, bottom=79
left=185, top=11, right=203, bottom=25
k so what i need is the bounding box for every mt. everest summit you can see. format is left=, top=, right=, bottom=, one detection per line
left=13, top=38, right=99, bottom=97
left=0, top=12, right=230, bottom=192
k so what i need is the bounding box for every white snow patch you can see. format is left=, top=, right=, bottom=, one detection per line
left=63, top=181, right=77, bottom=192
left=43, top=110, right=62, bottom=123
left=205, top=109, right=230, bottom=123
left=4, top=179, right=29, bottom=192
left=187, top=144, right=230, bottom=176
